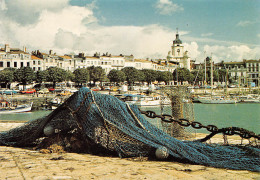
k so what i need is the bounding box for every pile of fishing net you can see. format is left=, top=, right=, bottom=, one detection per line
left=0, top=87, right=259, bottom=172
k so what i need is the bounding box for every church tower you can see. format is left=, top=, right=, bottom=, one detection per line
left=167, top=29, right=190, bottom=70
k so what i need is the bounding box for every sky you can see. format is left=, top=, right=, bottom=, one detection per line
left=0, top=0, right=259, bottom=63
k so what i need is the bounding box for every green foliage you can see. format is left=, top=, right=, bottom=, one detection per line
left=218, top=69, right=227, bottom=82
left=173, top=68, right=192, bottom=83
left=157, top=71, right=173, bottom=84
left=73, top=68, right=89, bottom=85
left=0, top=68, right=16, bottom=88
left=46, top=67, right=67, bottom=88
left=36, top=70, right=48, bottom=84
left=121, top=67, right=140, bottom=85
left=14, top=67, right=36, bottom=86
left=191, top=70, right=204, bottom=83
left=141, top=69, right=158, bottom=84
left=107, top=69, right=126, bottom=84
left=87, top=66, right=106, bottom=85
left=65, top=70, right=75, bottom=81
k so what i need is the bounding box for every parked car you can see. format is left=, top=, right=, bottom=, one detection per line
left=38, top=88, right=49, bottom=94
left=101, top=86, right=111, bottom=91
left=48, top=88, right=55, bottom=92
left=21, top=89, right=36, bottom=94
left=90, top=87, right=101, bottom=91
left=58, top=91, right=72, bottom=96
left=0, top=89, right=18, bottom=95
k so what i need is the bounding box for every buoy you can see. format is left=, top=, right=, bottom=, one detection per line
left=43, top=126, right=54, bottom=136
left=155, top=146, right=169, bottom=159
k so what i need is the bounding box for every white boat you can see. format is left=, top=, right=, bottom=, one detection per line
left=0, top=102, right=33, bottom=114
left=124, top=94, right=170, bottom=106
left=198, top=96, right=237, bottom=104
left=238, top=95, right=260, bottom=103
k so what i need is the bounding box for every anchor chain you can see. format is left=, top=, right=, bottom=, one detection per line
left=139, top=109, right=260, bottom=141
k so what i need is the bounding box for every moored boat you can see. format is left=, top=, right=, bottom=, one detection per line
left=0, top=95, right=33, bottom=113
left=124, top=94, right=170, bottom=106
left=198, top=96, right=237, bottom=104
left=0, top=102, right=33, bottom=113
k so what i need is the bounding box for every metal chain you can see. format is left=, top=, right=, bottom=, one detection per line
left=139, top=109, right=260, bottom=141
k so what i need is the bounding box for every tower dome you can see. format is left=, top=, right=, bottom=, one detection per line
left=173, top=33, right=182, bottom=44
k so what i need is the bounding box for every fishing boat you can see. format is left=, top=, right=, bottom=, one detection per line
left=0, top=102, right=33, bottom=113
left=0, top=95, right=33, bottom=114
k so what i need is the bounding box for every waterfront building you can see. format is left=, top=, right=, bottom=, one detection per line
left=244, top=59, right=260, bottom=87
left=0, top=44, right=31, bottom=70
left=223, top=61, right=248, bottom=86
left=1, top=44, right=259, bottom=87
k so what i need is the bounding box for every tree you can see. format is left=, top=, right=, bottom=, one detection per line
left=218, top=69, right=227, bottom=83
left=87, top=66, right=106, bottom=86
left=173, top=68, right=192, bottom=84
left=73, top=68, right=89, bottom=86
left=107, top=69, right=126, bottom=85
left=14, top=67, right=36, bottom=90
left=65, top=70, right=75, bottom=82
left=36, top=70, right=47, bottom=85
left=141, top=69, right=157, bottom=84
left=46, top=67, right=67, bottom=88
left=137, top=70, right=145, bottom=83
left=157, top=71, right=173, bottom=84
left=121, top=67, right=140, bottom=85
left=191, top=70, right=204, bottom=84
left=0, top=68, right=16, bottom=88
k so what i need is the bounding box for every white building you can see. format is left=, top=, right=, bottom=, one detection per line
left=167, top=31, right=191, bottom=70
left=0, top=44, right=32, bottom=70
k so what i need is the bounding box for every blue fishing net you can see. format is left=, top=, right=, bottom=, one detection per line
left=1, top=87, right=259, bottom=171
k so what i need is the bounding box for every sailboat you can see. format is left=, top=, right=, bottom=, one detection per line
left=198, top=56, right=237, bottom=104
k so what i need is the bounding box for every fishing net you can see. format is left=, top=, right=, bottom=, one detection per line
left=0, top=87, right=259, bottom=172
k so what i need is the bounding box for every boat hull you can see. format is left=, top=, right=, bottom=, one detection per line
left=0, top=103, right=33, bottom=114
left=199, top=99, right=236, bottom=104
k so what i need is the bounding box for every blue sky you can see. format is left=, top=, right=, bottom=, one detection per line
left=0, top=0, right=259, bottom=62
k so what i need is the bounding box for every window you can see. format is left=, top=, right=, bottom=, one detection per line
left=38, top=67, right=41, bottom=71
left=0, top=61, right=3, bottom=67
left=7, top=62, right=10, bottom=67
left=38, top=61, right=41, bottom=65
left=33, top=67, right=36, bottom=71
left=14, top=62, right=17, bottom=67
left=21, top=62, right=24, bottom=67
left=33, top=61, right=36, bottom=65
left=27, top=62, right=30, bottom=66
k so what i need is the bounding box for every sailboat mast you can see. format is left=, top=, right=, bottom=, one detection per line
left=211, top=54, right=213, bottom=91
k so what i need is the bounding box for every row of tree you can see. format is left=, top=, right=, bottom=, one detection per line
left=0, top=66, right=173, bottom=89
left=0, top=66, right=229, bottom=89
left=173, top=68, right=228, bottom=85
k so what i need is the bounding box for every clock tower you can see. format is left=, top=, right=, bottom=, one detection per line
left=167, top=29, right=190, bottom=70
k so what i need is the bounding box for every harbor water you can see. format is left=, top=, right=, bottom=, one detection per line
left=0, top=104, right=259, bottom=134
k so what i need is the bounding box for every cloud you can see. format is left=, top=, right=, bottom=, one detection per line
left=183, top=42, right=201, bottom=60
left=201, top=44, right=260, bottom=62
left=201, top=33, right=213, bottom=37
left=3, top=0, right=69, bottom=25
left=0, top=0, right=259, bottom=65
left=237, top=20, right=256, bottom=27
left=154, top=0, right=183, bottom=15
